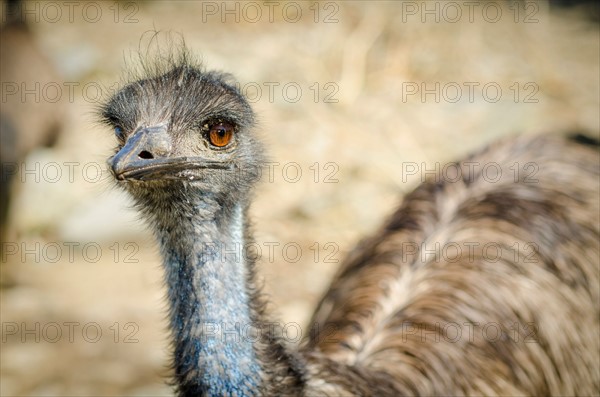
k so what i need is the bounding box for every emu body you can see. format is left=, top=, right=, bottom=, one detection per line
left=102, top=56, right=599, bottom=396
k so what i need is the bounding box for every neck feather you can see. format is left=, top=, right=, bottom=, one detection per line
left=150, top=192, right=304, bottom=396
left=158, top=196, right=261, bottom=395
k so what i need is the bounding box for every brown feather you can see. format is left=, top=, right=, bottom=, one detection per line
left=303, top=134, right=599, bottom=396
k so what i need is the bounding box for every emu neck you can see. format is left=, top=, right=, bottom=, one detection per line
left=155, top=195, right=262, bottom=396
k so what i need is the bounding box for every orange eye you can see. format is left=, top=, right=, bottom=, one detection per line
left=208, top=123, right=234, bottom=147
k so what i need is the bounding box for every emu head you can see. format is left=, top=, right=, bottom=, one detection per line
left=100, top=58, right=264, bottom=210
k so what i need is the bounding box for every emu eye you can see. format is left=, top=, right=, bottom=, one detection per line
left=114, top=126, right=125, bottom=140
left=208, top=123, right=234, bottom=147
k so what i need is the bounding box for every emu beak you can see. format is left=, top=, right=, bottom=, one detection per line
left=111, top=126, right=230, bottom=181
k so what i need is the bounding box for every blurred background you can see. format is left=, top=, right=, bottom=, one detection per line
left=0, top=0, right=598, bottom=395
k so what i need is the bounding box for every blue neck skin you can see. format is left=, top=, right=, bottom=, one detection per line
left=156, top=200, right=262, bottom=396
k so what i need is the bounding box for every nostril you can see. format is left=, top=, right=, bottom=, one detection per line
left=138, top=150, right=154, bottom=159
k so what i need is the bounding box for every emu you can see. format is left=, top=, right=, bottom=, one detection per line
left=0, top=0, right=65, bottom=243
left=101, top=51, right=599, bottom=396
